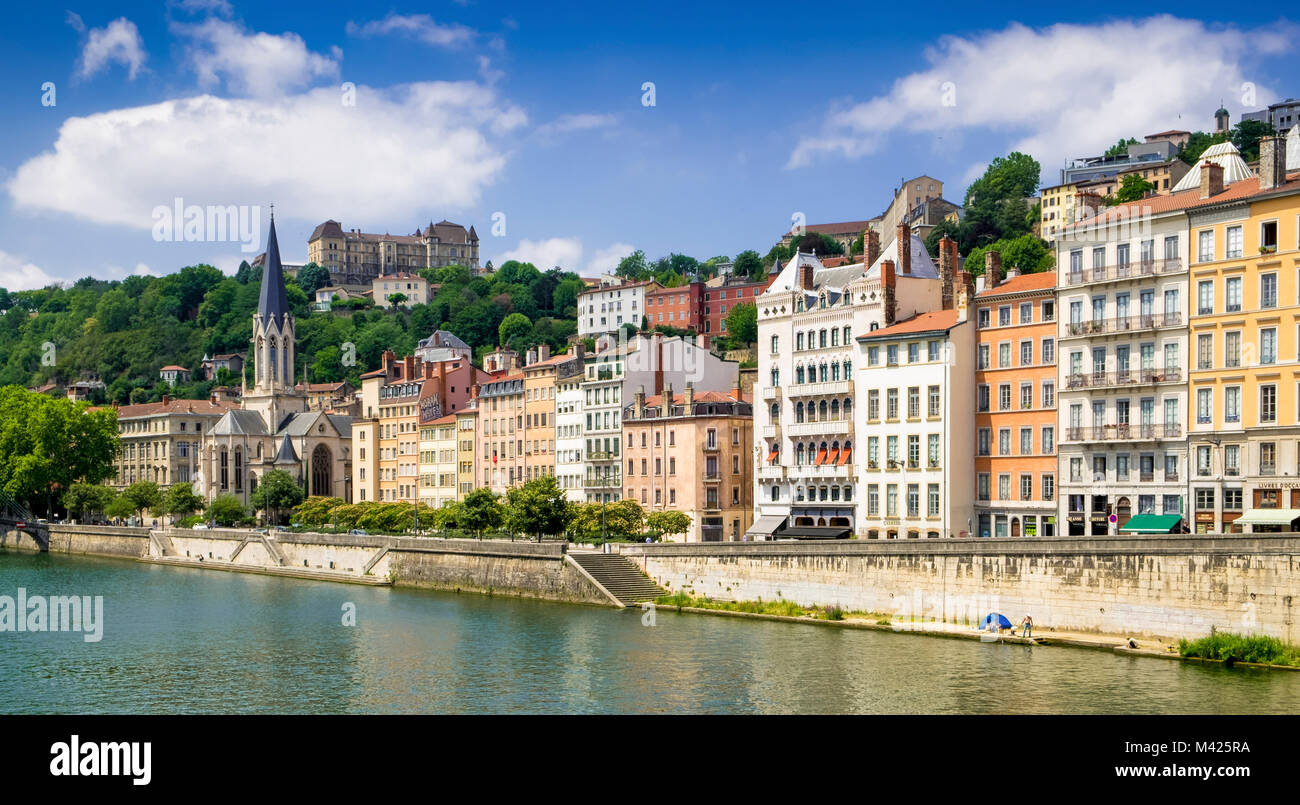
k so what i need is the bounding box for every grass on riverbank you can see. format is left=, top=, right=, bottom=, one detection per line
left=1178, top=632, right=1300, bottom=667
left=655, top=592, right=886, bottom=622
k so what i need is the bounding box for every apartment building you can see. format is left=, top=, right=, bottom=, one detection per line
left=973, top=260, right=1059, bottom=537
left=645, top=281, right=703, bottom=333
left=373, top=272, right=430, bottom=308
left=855, top=295, right=975, bottom=540
left=456, top=408, right=477, bottom=500
left=577, top=275, right=653, bottom=337
left=418, top=414, right=459, bottom=509
left=751, top=224, right=946, bottom=539
left=1056, top=181, right=1192, bottom=535
left=623, top=385, right=753, bottom=541
left=1186, top=136, right=1300, bottom=533
left=475, top=371, right=527, bottom=494
left=701, top=272, right=777, bottom=337
left=112, top=395, right=237, bottom=490
left=523, top=345, right=580, bottom=483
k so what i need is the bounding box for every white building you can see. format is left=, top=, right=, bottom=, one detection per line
left=418, top=414, right=458, bottom=509
left=578, top=275, right=655, bottom=337
left=854, top=303, right=975, bottom=539
left=750, top=224, right=947, bottom=539
left=1055, top=193, right=1191, bottom=535
left=555, top=358, right=586, bottom=502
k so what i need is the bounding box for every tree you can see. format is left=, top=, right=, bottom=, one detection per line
left=162, top=482, right=205, bottom=520
left=1179, top=131, right=1228, bottom=166
left=63, top=482, right=116, bottom=522
left=733, top=250, right=764, bottom=281
left=1107, top=173, right=1155, bottom=205
left=207, top=494, right=246, bottom=527
left=386, top=293, right=409, bottom=307
left=645, top=510, right=691, bottom=542
left=105, top=495, right=136, bottom=522
left=725, top=302, right=758, bottom=344
left=503, top=476, right=574, bottom=541
left=1232, top=119, right=1277, bottom=162
left=498, top=312, right=532, bottom=347
left=0, top=387, right=120, bottom=509
left=120, top=480, right=163, bottom=522
left=1103, top=137, right=1138, bottom=158
left=572, top=499, right=645, bottom=539
left=615, top=250, right=652, bottom=281
left=296, top=262, right=331, bottom=294
left=250, top=468, right=304, bottom=525
left=459, top=488, right=502, bottom=537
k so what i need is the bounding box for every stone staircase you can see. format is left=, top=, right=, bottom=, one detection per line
left=569, top=553, right=665, bottom=606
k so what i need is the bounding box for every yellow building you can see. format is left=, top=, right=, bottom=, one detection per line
left=1187, top=136, right=1300, bottom=532
left=418, top=414, right=459, bottom=509
left=456, top=408, right=477, bottom=500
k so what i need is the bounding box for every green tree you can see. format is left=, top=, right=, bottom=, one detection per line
left=503, top=476, right=574, bottom=541
left=733, top=250, right=764, bottom=281
left=645, top=510, right=691, bottom=541
left=459, top=488, right=503, bottom=537
left=1103, top=137, right=1138, bottom=158
left=386, top=293, right=409, bottom=307
left=1106, top=173, right=1155, bottom=205
left=296, top=262, right=331, bottom=294
left=725, top=302, right=758, bottom=344
left=105, top=495, right=136, bottom=522
left=162, top=482, right=205, bottom=520
left=207, top=494, right=246, bottom=527
left=250, top=468, right=304, bottom=525
left=615, top=250, right=652, bottom=281
left=0, top=387, right=120, bottom=509
left=498, top=312, right=532, bottom=347
left=120, top=480, right=163, bottom=521
left=1232, top=119, right=1277, bottom=162
left=63, top=482, right=116, bottom=522
left=1179, top=131, right=1229, bottom=165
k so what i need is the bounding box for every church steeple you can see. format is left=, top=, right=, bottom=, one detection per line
left=258, top=211, right=291, bottom=330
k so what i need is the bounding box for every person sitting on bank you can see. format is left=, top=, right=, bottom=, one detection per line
left=1021, top=615, right=1032, bottom=638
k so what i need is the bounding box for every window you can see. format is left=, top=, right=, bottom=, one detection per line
left=998, top=428, right=1012, bottom=456
left=1042, top=338, right=1055, bottom=364
left=1019, top=302, right=1033, bottom=324
left=977, top=385, right=989, bottom=412
left=928, top=434, right=940, bottom=467
left=1197, top=229, right=1214, bottom=262
left=1020, top=341, right=1033, bottom=366
left=1042, top=381, right=1055, bottom=409
left=1261, top=327, right=1277, bottom=365
left=1197, top=280, right=1214, bottom=315
left=1020, top=383, right=1033, bottom=410
left=1226, top=277, right=1242, bottom=313
left=887, top=389, right=899, bottom=420
left=1020, top=475, right=1033, bottom=501
left=1261, top=274, right=1278, bottom=309
left=1042, top=474, right=1055, bottom=502
left=977, top=308, right=990, bottom=329
left=868, top=390, right=880, bottom=420
left=1197, top=388, right=1212, bottom=424
left=1261, top=385, right=1277, bottom=423
left=977, top=474, right=990, bottom=501
left=1197, top=333, right=1213, bottom=370
left=1041, top=426, right=1054, bottom=455
left=977, top=344, right=990, bottom=369
left=1019, top=427, right=1032, bottom=455
left=908, top=342, right=919, bottom=363
left=1225, top=331, right=1241, bottom=367
left=1225, top=386, right=1240, bottom=423
left=977, top=429, right=991, bottom=456
left=1261, top=442, right=1277, bottom=475
left=1226, top=225, right=1243, bottom=259
left=928, top=484, right=940, bottom=516
left=1261, top=220, right=1278, bottom=251
left=907, top=387, right=920, bottom=418
left=999, top=306, right=1011, bottom=327
left=998, top=384, right=1011, bottom=411
left=928, top=341, right=940, bottom=361
left=928, top=385, right=941, bottom=417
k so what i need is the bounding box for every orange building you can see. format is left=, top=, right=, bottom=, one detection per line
left=972, top=259, right=1059, bottom=537
left=522, top=344, right=579, bottom=483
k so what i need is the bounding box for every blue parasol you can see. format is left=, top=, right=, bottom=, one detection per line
left=980, top=613, right=1013, bottom=629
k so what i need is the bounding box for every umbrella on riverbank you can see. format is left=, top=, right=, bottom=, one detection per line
left=980, top=613, right=1013, bottom=630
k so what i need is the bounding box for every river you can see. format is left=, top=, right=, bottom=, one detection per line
left=3, top=552, right=1298, bottom=714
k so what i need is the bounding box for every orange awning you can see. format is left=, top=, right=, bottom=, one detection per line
left=825, top=449, right=839, bottom=465
left=837, top=447, right=852, bottom=465
left=815, top=448, right=828, bottom=465
left=767, top=448, right=779, bottom=462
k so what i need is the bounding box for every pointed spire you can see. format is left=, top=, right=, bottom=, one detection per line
left=273, top=433, right=298, bottom=465
left=257, top=211, right=291, bottom=329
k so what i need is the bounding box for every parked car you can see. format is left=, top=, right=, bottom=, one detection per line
left=192, top=523, right=210, bottom=530
left=273, top=525, right=288, bottom=532
left=348, top=529, right=368, bottom=536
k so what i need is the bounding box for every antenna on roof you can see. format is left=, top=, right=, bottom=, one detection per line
left=269, top=203, right=274, bottom=222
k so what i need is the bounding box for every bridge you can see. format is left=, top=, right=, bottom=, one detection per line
left=0, top=489, right=49, bottom=551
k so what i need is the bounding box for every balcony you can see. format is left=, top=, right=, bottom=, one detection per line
left=586, top=451, right=619, bottom=462
left=761, top=425, right=781, bottom=439
left=583, top=473, right=621, bottom=489
left=1061, top=313, right=1182, bottom=338
left=702, top=442, right=720, bottom=453
left=787, top=380, right=852, bottom=397
left=762, top=386, right=781, bottom=401
left=1065, top=423, right=1182, bottom=442
left=758, top=465, right=787, bottom=480
left=790, top=463, right=852, bottom=479
left=702, top=472, right=722, bottom=483
left=787, top=419, right=853, bottom=437
left=1064, top=367, right=1182, bottom=390
left=1165, top=471, right=1179, bottom=482
left=1062, top=258, right=1185, bottom=287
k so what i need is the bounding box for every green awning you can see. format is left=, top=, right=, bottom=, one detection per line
left=1119, top=514, right=1183, bottom=533
left=1233, top=508, right=1300, bottom=525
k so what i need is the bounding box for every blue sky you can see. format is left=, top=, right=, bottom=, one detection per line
left=1, top=1, right=1298, bottom=288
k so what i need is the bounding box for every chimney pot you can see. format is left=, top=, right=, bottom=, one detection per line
left=1259, top=135, right=1287, bottom=191
left=985, top=251, right=1003, bottom=288
left=865, top=229, right=881, bottom=268
left=1199, top=162, right=1225, bottom=199
left=880, top=259, right=897, bottom=326
left=896, top=223, right=912, bottom=275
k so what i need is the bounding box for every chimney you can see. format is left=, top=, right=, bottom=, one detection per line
left=1199, top=162, right=1224, bottom=199
left=881, top=259, right=897, bottom=326
left=896, top=223, right=911, bottom=275
left=865, top=229, right=881, bottom=267
left=635, top=386, right=646, bottom=419
left=539, top=343, right=551, bottom=362
left=975, top=274, right=986, bottom=293
left=403, top=355, right=415, bottom=380
left=938, top=234, right=955, bottom=310
left=683, top=383, right=694, bottom=411
left=985, top=251, right=1002, bottom=289
left=162, top=394, right=171, bottom=406
left=799, top=259, right=814, bottom=291
left=1259, top=135, right=1287, bottom=191
left=526, top=348, right=537, bottom=366
left=575, top=342, right=586, bottom=362
left=1074, top=191, right=1102, bottom=223
left=664, top=384, right=674, bottom=414
left=956, top=271, right=973, bottom=323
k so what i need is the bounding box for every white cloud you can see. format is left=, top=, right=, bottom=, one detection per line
left=586, top=242, right=634, bottom=275
left=75, top=17, right=147, bottom=81
left=535, top=113, right=617, bottom=139
left=494, top=237, right=584, bottom=271
left=347, top=13, right=476, bottom=49
left=789, top=15, right=1292, bottom=178
left=0, top=251, right=60, bottom=291
left=7, top=82, right=526, bottom=230
left=171, top=0, right=234, bottom=15
left=173, top=18, right=340, bottom=97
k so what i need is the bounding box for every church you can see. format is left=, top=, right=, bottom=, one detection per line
left=199, top=215, right=354, bottom=507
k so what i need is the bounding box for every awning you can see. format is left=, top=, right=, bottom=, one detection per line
left=825, top=449, right=839, bottom=465
left=1118, top=514, right=1183, bottom=533
left=780, top=526, right=851, bottom=539
left=745, top=514, right=786, bottom=537
left=837, top=447, right=852, bottom=465
left=815, top=448, right=828, bottom=465
left=1233, top=508, right=1300, bottom=526
left=766, top=448, right=779, bottom=461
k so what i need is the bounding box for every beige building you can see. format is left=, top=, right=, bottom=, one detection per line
left=456, top=408, right=477, bottom=499
left=308, top=219, right=480, bottom=285
left=522, top=345, right=575, bottom=483
left=624, top=385, right=753, bottom=541
left=112, top=395, right=237, bottom=490
left=419, top=414, right=459, bottom=509
left=373, top=272, right=430, bottom=308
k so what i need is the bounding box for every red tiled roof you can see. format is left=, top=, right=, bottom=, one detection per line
left=1146, top=129, right=1191, bottom=137
left=858, top=309, right=961, bottom=340
left=642, top=390, right=744, bottom=406
left=790, top=220, right=873, bottom=236
left=1065, top=173, right=1300, bottom=232
left=429, top=413, right=457, bottom=425
left=819, top=257, right=851, bottom=268
left=160, top=365, right=189, bottom=372
left=975, top=271, right=1057, bottom=298
left=115, top=398, right=238, bottom=418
